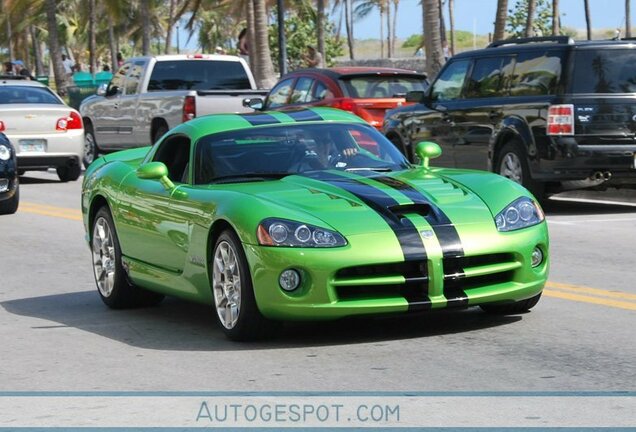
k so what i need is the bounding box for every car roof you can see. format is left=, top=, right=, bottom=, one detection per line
left=126, top=54, right=245, bottom=63
left=283, top=67, right=427, bottom=81
left=0, top=78, right=47, bottom=87
left=173, top=107, right=368, bottom=142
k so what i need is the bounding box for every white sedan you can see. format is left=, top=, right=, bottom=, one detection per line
left=0, top=78, right=84, bottom=181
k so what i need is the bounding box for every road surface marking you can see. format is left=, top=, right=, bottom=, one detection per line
left=546, top=281, right=636, bottom=301
left=545, top=282, right=636, bottom=311
left=19, top=201, right=82, bottom=221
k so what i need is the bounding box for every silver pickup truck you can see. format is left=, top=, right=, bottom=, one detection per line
left=79, top=54, right=267, bottom=167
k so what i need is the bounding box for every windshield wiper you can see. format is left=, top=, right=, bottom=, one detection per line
left=211, top=172, right=291, bottom=183
left=345, top=167, right=393, bottom=172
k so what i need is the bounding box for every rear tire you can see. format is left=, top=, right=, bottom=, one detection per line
left=496, top=140, right=544, bottom=200
left=91, top=206, right=164, bottom=308
left=0, top=183, right=19, bottom=215
left=57, top=164, right=81, bottom=182
left=153, top=124, right=169, bottom=144
left=480, top=293, right=542, bottom=314
left=211, top=229, right=278, bottom=341
left=83, top=124, right=98, bottom=168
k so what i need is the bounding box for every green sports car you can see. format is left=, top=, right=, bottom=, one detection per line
left=81, top=108, right=549, bottom=340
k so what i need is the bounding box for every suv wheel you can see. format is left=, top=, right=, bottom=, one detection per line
left=83, top=124, right=98, bottom=168
left=497, top=140, right=544, bottom=200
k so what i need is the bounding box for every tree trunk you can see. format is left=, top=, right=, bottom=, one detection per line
left=141, top=0, right=151, bottom=55
left=6, top=10, right=13, bottom=61
left=108, top=21, right=117, bottom=71
left=317, top=0, right=326, bottom=62
left=252, top=0, right=277, bottom=88
left=88, top=0, right=97, bottom=74
left=344, top=0, right=355, bottom=59
left=246, top=0, right=256, bottom=74
left=525, top=0, right=536, bottom=37
left=387, top=1, right=393, bottom=58
left=30, top=26, right=44, bottom=76
left=423, top=0, right=444, bottom=77
left=380, top=6, right=384, bottom=58
left=45, top=0, right=67, bottom=94
left=438, top=0, right=446, bottom=43
left=392, top=0, right=399, bottom=56
left=448, top=0, right=455, bottom=56
left=165, top=0, right=176, bottom=54
left=552, top=0, right=560, bottom=35
left=627, top=0, right=632, bottom=38
left=493, top=0, right=507, bottom=41
left=584, top=0, right=592, bottom=40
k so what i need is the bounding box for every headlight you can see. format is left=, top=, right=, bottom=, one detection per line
left=0, top=145, right=10, bottom=161
left=257, top=218, right=347, bottom=247
left=495, top=197, right=544, bottom=232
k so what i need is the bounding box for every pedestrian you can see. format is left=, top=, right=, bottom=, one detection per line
left=238, top=28, right=249, bottom=62
left=13, top=60, right=34, bottom=80
left=3, top=61, right=14, bottom=75
left=302, top=45, right=324, bottom=68
left=62, top=54, right=73, bottom=76
left=442, top=40, right=450, bottom=61
left=117, top=52, right=124, bottom=68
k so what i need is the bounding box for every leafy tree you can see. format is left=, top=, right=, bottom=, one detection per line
left=268, top=12, right=343, bottom=72
left=507, top=0, right=553, bottom=38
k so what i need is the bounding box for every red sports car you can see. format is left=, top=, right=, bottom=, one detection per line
left=243, top=67, right=429, bottom=130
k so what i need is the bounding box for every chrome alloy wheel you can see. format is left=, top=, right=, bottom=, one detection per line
left=212, top=240, right=242, bottom=329
left=92, top=217, right=116, bottom=297
left=84, top=132, right=95, bottom=166
left=500, top=152, right=523, bottom=184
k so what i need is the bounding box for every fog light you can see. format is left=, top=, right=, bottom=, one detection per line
left=531, top=247, right=543, bottom=268
left=0, top=179, right=8, bottom=192
left=279, top=269, right=301, bottom=292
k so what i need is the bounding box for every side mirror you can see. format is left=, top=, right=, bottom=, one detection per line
left=106, top=85, right=119, bottom=97
left=96, top=83, right=108, bottom=96
left=137, top=161, right=175, bottom=190
left=243, top=97, right=264, bottom=110
left=415, top=141, right=442, bottom=168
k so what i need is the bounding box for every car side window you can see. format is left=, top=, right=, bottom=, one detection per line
left=108, top=63, right=130, bottom=96
left=312, top=81, right=334, bottom=101
left=124, top=61, right=145, bottom=95
left=290, top=77, right=314, bottom=104
left=153, top=135, right=191, bottom=183
left=465, top=57, right=507, bottom=99
left=430, top=60, right=470, bottom=102
left=266, top=78, right=294, bottom=108
left=510, top=51, right=563, bottom=96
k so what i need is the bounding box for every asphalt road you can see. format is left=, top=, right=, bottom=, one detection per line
left=1, top=170, right=634, bottom=394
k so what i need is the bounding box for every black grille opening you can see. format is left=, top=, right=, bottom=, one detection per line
left=445, top=253, right=515, bottom=271
left=336, top=282, right=429, bottom=301
left=336, top=260, right=427, bottom=280
left=449, top=270, right=515, bottom=292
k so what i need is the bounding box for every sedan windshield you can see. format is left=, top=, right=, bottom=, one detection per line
left=194, top=123, right=410, bottom=184
left=0, top=86, right=62, bottom=104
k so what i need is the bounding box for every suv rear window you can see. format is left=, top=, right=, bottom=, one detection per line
left=148, top=60, right=251, bottom=91
left=340, top=75, right=427, bottom=98
left=0, top=86, right=62, bottom=104
left=572, top=49, right=636, bottom=93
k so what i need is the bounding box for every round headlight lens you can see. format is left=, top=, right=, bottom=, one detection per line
left=294, top=225, right=311, bottom=243
left=505, top=207, right=520, bottom=225
left=0, top=145, right=10, bottom=161
left=313, top=229, right=338, bottom=246
left=268, top=223, right=288, bottom=243
left=519, top=201, right=535, bottom=221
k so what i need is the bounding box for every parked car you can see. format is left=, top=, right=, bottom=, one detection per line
left=0, top=78, right=84, bottom=182
left=383, top=36, right=636, bottom=199
left=80, top=54, right=268, bottom=168
left=243, top=67, right=428, bottom=130
left=0, top=132, right=18, bottom=214
left=81, top=107, right=548, bottom=341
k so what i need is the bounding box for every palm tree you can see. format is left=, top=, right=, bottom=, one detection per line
left=552, top=0, right=559, bottom=35
left=391, top=0, right=399, bottom=56
left=344, top=0, right=354, bottom=59
left=141, top=0, right=151, bottom=54
left=252, top=0, right=276, bottom=87
left=448, top=0, right=455, bottom=56
left=88, top=0, right=96, bottom=74
left=386, top=0, right=392, bottom=57
left=626, top=0, right=631, bottom=38
left=493, top=0, right=507, bottom=41
left=165, top=0, right=177, bottom=53
left=45, top=0, right=67, bottom=93
left=584, top=0, right=592, bottom=40
left=422, top=0, right=443, bottom=77
left=317, top=0, right=326, bottom=62
left=525, top=0, right=536, bottom=37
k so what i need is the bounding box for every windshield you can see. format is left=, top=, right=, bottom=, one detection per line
left=194, top=123, right=410, bottom=184
left=572, top=49, right=636, bottom=93
left=0, top=86, right=62, bottom=104
left=340, top=75, right=428, bottom=98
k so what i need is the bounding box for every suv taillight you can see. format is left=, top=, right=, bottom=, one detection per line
left=182, top=96, right=196, bottom=122
left=56, top=111, right=83, bottom=131
left=547, top=104, right=574, bottom=135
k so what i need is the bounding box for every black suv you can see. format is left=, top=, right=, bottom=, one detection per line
left=383, top=36, right=636, bottom=199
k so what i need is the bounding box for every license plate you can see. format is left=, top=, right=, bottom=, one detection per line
left=19, top=139, right=47, bottom=153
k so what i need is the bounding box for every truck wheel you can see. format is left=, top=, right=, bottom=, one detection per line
left=83, top=124, right=98, bottom=168
left=0, top=183, right=19, bottom=215
left=497, top=140, right=544, bottom=200
left=480, top=293, right=542, bottom=314
left=57, top=164, right=81, bottom=182
left=153, top=124, right=168, bottom=144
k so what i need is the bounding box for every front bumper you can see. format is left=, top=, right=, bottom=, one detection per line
left=8, top=130, right=84, bottom=170
left=245, top=224, right=549, bottom=321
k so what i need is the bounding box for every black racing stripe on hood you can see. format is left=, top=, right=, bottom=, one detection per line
left=302, top=171, right=431, bottom=311
left=284, top=109, right=323, bottom=122
left=239, top=112, right=281, bottom=126
left=365, top=174, right=468, bottom=307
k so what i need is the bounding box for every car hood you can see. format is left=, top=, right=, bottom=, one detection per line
left=235, top=169, right=499, bottom=236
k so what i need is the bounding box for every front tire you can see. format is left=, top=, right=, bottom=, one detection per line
left=57, top=164, right=81, bottom=182
left=497, top=140, right=544, bottom=200
left=211, top=230, right=276, bottom=341
left=480, top=293, right=542, bottom=314
left=0, top=183, right=19, bottom=215
left=83, top=124, right=98, bottom=168
left=91, top=206, right=164, bottom=308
